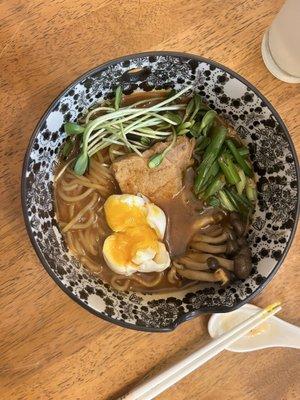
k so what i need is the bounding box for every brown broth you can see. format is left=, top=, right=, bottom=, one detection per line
left=55, top=161, right=223, bottom=293
left=55, top=91, right=191, bottom=293
left=160, top=168, right=204, bottom=258
left=55, top=90, right=253, bottom=293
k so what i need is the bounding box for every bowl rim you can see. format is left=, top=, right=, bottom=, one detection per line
left=21, top=51, right=300, bottom=332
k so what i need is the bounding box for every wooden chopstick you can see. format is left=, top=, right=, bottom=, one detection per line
left=120, top=303, right=281, bottom=400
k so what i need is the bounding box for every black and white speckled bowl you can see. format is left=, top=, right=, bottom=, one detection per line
left=22, top=52, right=299, bottom=332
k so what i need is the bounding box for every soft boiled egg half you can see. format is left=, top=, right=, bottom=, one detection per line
left=103, top=194, right=170, bottom=276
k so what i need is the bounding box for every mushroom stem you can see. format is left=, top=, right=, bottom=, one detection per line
left=172, top=261, right=184, bottom=270
left=230, top=212, right=245, bottom=237
left=176, top=267, right=230, bottom=285
left=192, top=232, right=229, bottom=244
left=185, top=252, right=234, bottom=271
left=192, top=212, right=224, bottom=231
left=204, top=226, right=223, bottom=237
left=176, top=256, right=209, bottom=270
left=177, top=269, right=219, bottom=282
left=167, top=265, right=181, bottom=284
left=190, top=242, right=227, bottom=254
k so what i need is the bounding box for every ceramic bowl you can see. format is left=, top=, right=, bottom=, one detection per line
left=22, top=52, right=299, bottom=332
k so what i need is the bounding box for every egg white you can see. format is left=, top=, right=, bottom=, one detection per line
left=103, top=194, right=170, bottom=276
left=146, top=203, right=166, bottom=240
left=133, top=242, right=170, bottom=273
left=118, top=194, right=145, bottom=208
left=103, top=238, right=170, bottom=276
left=102, top=235, right=138, bottom=276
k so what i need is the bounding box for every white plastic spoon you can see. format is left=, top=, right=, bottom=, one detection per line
left=208, top=303, right=300, bottom=352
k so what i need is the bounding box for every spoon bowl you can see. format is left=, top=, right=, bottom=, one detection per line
left=208, top=304, right=300, bottom=352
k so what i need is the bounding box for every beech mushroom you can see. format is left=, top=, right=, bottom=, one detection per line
left=234, top=246, right=252, bottom=279
left=190, top=242, right=227, bottom=254
left=206, top=256, right=220, bottom=270
left=226, top=239, right=239, bottom=255
left=191, top=229, right=238, bottom=256
left=204, top=226, right=223, bottom=237
left=190, top=241, right=239, bottom=256
left=175, top=213, right=252, bottom=286
left=237, top=237, right=247, bottom=247
left=176, top=267, right=230, bottom=285
left=167, top=265, right=181, bottom=284
left=184, top=252, right=234, bottom=271
left=176, top=256, right=210, bottom=271
left=192, top=232, right=229, bottom=244
left=192, top=212, right=224, bottom=231
left=229, top=212, right=245, bottom=237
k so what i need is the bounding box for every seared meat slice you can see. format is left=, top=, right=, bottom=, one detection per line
left=112, top=137, right=195, bottom=204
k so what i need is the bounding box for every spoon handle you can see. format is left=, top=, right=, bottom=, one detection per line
left=284, top=342, right=300, bottom=349
left=280, top=321, right=300, bottom=349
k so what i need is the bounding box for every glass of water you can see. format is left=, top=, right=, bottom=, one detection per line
left=261, top=0, right=300, bottom=83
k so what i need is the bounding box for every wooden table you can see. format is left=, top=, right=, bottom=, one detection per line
left=1, top=0, right=299, bottom=399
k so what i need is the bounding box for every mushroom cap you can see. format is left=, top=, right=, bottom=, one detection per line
left=233, top=247, right=252, bottom=279
left=226, top=239, right=239, bottom=255
left=207, top=257, right=220, bottom=271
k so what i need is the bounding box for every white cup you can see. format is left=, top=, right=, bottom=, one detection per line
left=261, top=0, right=300, bottom=83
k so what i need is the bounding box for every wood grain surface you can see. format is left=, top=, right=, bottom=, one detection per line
left=1, top=1, right=299, bottom=399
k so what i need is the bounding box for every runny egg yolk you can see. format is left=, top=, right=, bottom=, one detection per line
left=106, top=226, right=158, bottom=265
left=103, top=194, right=170, bottom=275
left=104, top=195, right=147, bottom=232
